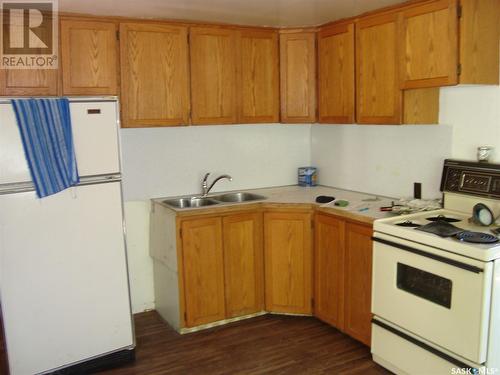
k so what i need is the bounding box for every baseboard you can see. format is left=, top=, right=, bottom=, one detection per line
left=48, top=347, right=135, bottom=374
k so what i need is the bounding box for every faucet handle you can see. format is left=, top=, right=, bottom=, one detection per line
left=202, top=172, right=210, bottom=183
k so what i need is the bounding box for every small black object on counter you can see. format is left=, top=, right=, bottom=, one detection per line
left=316, top=195, right=335, bottom=204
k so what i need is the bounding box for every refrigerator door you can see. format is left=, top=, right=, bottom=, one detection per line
left=0, top=181, right=134, bottom=375
left=0, top=99, right=121, bottom=187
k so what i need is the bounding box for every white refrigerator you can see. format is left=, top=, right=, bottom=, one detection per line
left=0, top=97, right=135, bottom=374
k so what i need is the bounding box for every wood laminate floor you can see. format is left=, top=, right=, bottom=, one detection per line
left=102, top=311, right=390, bottom=375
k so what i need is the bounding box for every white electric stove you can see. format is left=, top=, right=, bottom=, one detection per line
left=371, top=159, right=500, bottom=375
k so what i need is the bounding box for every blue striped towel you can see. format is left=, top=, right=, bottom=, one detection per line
left=11, top=98, right=79, bottom=198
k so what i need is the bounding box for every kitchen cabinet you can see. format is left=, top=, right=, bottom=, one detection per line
left=403, top=88, right=440, bottom=125
left=318, top=22, right=355, bottom=124
left=60, top=20, right=118, bottom=95
left=264, top=211, right=313, bottom=314
left=120, top=23, right=190, bottom=127
left=181, top=217, right=226, bottom=327
left=151, top=205, right=264, bottom=330
left=279, top=31, right=317, bottom=123
left=190, top=27, right=238, bottom=125
left=344, top=221, right=373, bottom=346
left=314, top=213, right=373, bottom=346
left=238, top=29, right=279, bottom=123
left=223, top=212, right=264, bottom=317
left=314, top=214, right=345, bottom=328
left=399, top=0, right=458, bottom=89
left=0, top=69, right=58, bottom=96
left=459, top=0, right=500, bottom=85
left=356, top=12, right=402, bottom=124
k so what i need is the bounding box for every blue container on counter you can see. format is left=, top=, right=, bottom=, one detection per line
left=298, top=167, right=317, bottom=187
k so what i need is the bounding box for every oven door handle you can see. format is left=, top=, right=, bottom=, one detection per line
left=372, top=237, right=484, bottom=274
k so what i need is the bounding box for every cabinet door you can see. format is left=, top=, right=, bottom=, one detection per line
left=181, top=217, right=225, bottom=327
left=0, top=69, right=58, bottom=96
left=399, top=0, right=458, bottom=89
left=223, top=212, right=264, bottom=318
left=239, top=30, right=279, bottom=123
left=318, top=23, right=355, bottom=124
left=120, top=23, right=190, bottom=127
left=264, top=211, right=312, bottom=314
left=60, top=20, right=118, bottom=95
left=356, top=13, right=402, bottom=124
left=279, top=32, right=317, bottom=123
left=344, top=222, right=373, bottom=346
left=459, top=0, right=500, bottom=85
left=190, top=27, right=238, bottom=125
left=314, top=214, right=345, bottom=328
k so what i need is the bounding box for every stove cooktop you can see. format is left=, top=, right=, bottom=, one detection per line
left=374, top=209, right=500, bottom=261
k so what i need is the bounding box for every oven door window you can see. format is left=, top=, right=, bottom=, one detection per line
left=396, top=263, right=452, bottom=308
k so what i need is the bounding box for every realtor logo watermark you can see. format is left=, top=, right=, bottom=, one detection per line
left=0, top=0, right=58, bottom=69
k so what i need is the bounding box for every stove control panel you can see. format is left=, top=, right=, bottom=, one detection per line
left=441, top=159, right=500, bottom=199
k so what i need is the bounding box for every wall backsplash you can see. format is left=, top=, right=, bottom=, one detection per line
left=120, top=124, right=312, bottom=201
left=311, top=125, right=454, bottom=199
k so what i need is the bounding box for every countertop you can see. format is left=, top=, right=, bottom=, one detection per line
left=152, top=185, right=398, bottom=224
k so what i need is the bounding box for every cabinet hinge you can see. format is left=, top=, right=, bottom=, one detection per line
left=116, top=30, right=120, bottom=41
left=184, top=311, right=187, bottom=322
left=457, top=63, right=462, bottom=76
left=179, top=228, right=183, bottom=239
left=457, top=4, right=462, bottom=18
left=311, top=298, right=315, bottom=309
left=311, top=220, right=315, bottom=230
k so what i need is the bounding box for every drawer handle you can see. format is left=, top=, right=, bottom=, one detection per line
left=87, top=109, right=101, bottom=114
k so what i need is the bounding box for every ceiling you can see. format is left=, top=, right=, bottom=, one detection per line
left=58, top=0, right=406, bottom=27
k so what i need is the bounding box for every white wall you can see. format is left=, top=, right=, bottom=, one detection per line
left=311, top=125, right=453, bottom=199
left=120, top=124, right=312, bottom=201
left=121, top=124, right=311, bottom=313
left=311, top=84, right=500, bottom=199
left=439, top=85, right=500, bottom=162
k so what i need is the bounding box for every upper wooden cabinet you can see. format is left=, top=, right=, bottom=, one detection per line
left=60, top=20, right=118, bottom=95
left=318, top=22, right=355, bottom=124
left=120, top=23, right=190, bottom=127
left=356, top=12, right=402, bottom=124
left=280, top=32, right=317, bottom=123
left=181, top=217, right=226, bottom=327
left=238, top=29, right=279, bottom=123
left=0, top=69, right=58, bottom=96
left=459, top=0, right=500, bottom=85
left=264, top=210, right=312, bottom=314
left=399, top=0, right=458, bottom=89
left=223, top=212, right=264, bottom=318
left=190, top=27, right=238, bottom=125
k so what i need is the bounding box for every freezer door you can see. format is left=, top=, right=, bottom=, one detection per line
left=0, top=181, right=134, bottom=375
left=0, top=100, right=121, bottom=186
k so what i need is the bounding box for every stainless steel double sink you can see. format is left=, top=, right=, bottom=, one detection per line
left=163, top=192, right=267, bottom=209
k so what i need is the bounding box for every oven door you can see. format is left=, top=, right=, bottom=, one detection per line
left=372, top=233, right=493, bottom=364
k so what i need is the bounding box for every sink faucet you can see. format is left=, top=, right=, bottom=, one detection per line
left=201, top=173, right=232, bottom=197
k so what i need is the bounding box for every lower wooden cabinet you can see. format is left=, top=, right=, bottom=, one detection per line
left=180, top=211, right=264, bottom=327
left=264, top=211, right=313, bottom=314
left=223, top=212, right=264, bottom=318
left=344, top=221, right=373, bottom=346
left=314, top=214, right=345, bottom=328
left=181, top=217, right=226, bottom=327
left=314, top=213, right=373, bottom=346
